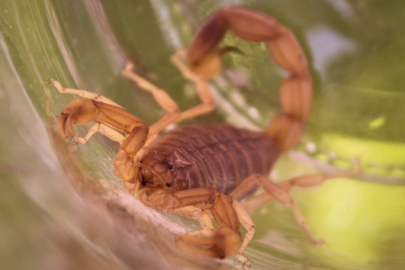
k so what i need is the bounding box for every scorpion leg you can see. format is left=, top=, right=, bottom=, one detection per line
left=176, top=194, right=245, bottom=260
left=231, top=199, right=255, bottom=265
left=229, top=174, right=325, bottom=245
left=175, top=196, right=255, bottom=264
left=48, top=79, right=122, bottom=107
left=138, top=187, right=251, bottom=260
left=75, top=122, right=126, bottom=145
left=123, top=56, right=216, bottom=130
left=122, top=63, right=180, bottom=138
left=170, top=50, right=215, bottom=123
left=239, top=169, right=361, bottom=212
left=174, top=206, right=214, bottom=231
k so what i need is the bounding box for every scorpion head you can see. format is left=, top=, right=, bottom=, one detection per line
left=138, top=151, right=190, bottom=191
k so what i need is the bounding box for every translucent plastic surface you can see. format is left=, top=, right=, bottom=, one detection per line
left=1, top=1, right=404, bottom=270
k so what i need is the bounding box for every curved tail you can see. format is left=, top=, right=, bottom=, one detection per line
left=186, top=5, right=312, bottom=152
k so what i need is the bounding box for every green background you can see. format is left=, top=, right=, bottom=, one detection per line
left=1, top=1, right=404, bottom=269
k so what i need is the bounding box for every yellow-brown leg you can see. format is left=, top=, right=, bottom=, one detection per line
left=231, top=170, right=358, bottom=212
left=138, top=187, right=246, bottom=260
left=173, top=206, right=214, bottom=231
left=49, top=79, right=122, bottom=107
left=170, top=49, right=215, bottom=123
left=122, top=63, right=180, bottom=137
left=174, top=193, right=255, bottom=264
left=122, top=56, right=215, bottom=134
left=73, top=122, right=126, bottom=145
left=231, top=199, right=255, bottom=265
left=229, top=173, right=327, bottom=245
left=175, top=194, right=243, bottom=260
left=228, top=169, right=359, bottom=246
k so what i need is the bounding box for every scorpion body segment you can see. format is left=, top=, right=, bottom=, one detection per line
left=139, top=125, right=279, bottom=194
left=49, top=5, right=342, bottom=266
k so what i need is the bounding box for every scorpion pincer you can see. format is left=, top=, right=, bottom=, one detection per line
left=50, top=5, right=338, bottom=265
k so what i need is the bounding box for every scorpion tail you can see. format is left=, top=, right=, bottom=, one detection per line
left=185, top=6, right=313, bottom=153
left=265, top=73, right=313, bottom=153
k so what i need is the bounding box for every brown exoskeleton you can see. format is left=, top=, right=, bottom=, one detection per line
left=49, top=5, right=349, bottom=265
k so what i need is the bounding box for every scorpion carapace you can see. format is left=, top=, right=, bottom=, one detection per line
left=49, top=5, right=344, bottom=266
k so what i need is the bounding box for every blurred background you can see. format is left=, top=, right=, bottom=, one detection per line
left=1, top=0, right=405, bottom=269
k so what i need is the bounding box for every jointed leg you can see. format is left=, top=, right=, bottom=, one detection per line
left=75, top=123, right=126, bottom=145
left=170, top=50, right=215, bottom=123
left=174, top=206, right=214, bottom=231
left=229, top=173, right=326, bottom=245
left=122, top=56, right=215, bottom=134
left=235, top=170, right=358, bottom=212
left=48, top=79, right=122, bottom=107
left=139, top=187, right=245, bottom=259
left=122, top=63, right=180, bottom=137
left=176, top=194, right=255, bottom=264
left=232, top=199, right=255, bottom=265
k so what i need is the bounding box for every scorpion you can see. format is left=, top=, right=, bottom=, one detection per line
left=49, top=5, right=348, bottom=264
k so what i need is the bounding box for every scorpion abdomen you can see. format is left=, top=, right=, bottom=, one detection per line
left=142, top=125, right=279, bottom=195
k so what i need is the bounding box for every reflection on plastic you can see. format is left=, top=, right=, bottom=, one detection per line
left=1, top=0, right=405, bottom=269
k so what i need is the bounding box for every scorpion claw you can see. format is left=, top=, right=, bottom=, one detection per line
left=176, top=226, right=242, bottom=259
left=58, top=98, right=99, bottom=139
